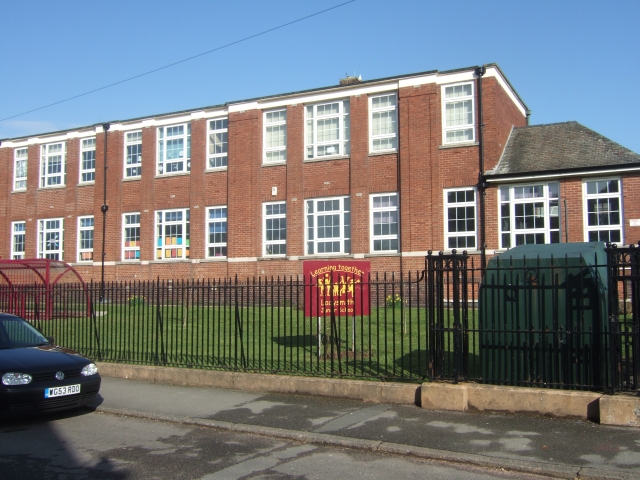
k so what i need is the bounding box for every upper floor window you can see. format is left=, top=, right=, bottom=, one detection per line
left=208, top=119, right=228, bottom=169
left=306, top=197, right=350, bottom=255
left=38, top=218, right=63, bottom=260
left=305, top=100, right=350, bottom=159
left=156, top=209, right=189, bottom=260
left=370, top=94, right=397, bottom=152
left=263, top=202, right=286, bottom=256
left=40, top=142, right=65, bottom=187
left=500, top=183, right=559, bottom=249
left=80, top=137, right=96, bottom=183
left=444, top=188, right=476, bottom=250
left=264, top=110, right=287, bottom=163
left=13, top=148, right=27, bottom=190
left=77, top=216, right=94, bottom=262
left=123, top=213, right=141, bottom=261
left=11, top=221, right=26, bottom=259
left=157, top=123, right=190, bottom=175
left=443, top=83, right=475, bottom=145
left=583, top=179, right=622, bottom=243
left=125, top=131, right=142, bottom=178
left=206, top=207, right=228, bottom=258
left=370, top=193, right=399, bottom=252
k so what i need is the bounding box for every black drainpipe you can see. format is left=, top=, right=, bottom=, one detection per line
left=475, top=66, right=486, bottom=270
left=100, top=123, right=110, bottom=302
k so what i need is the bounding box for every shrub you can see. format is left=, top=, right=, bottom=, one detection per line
left=128, top=295, right=145, bottom=306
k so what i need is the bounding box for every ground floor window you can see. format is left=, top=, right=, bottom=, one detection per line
left=123, top=213, right=141, bottom=261
left=206, top=207, right=227, bottom=258
left=444, top=188, right=476, bottom=250
left=11, top=221, right=26, bottom=259
left=583, top=178, right=622, bottom=243
left=156, top=209, right=190, bottom=260
left=38, top=218, right=63, bottom=260
left=306, top=196, right=350, bottom=255
left=263, top=202, right=286, bottom=256
left=370, top=193, right=398, bottom=252
left=77, top=216, right=94, bottom=262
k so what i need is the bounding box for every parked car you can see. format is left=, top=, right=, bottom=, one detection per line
left=0, top=313, right=101, bottom=415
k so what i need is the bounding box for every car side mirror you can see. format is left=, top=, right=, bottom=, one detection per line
left=46, top=336, right=55, bottom=344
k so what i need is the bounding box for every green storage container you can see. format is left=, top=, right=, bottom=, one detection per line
left=480, top=242, right=608, bottom=389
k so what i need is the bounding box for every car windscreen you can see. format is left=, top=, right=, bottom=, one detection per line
left=0, top=317, right=49, bottom=349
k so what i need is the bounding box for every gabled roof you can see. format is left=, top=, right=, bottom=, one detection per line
left=488, top=121, right=640, bottom=177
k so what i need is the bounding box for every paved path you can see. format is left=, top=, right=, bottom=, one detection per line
left=90, top=376, right=640, bottom=479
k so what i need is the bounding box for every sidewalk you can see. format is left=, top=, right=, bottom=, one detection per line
left=92, top=376, right=640, bottom=480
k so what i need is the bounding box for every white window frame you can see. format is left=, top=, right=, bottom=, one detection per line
left=11, top=221, right=26, bottom=259
left=79, top=137, right=96, bottom=183
left=155, top=208, right=190, bottom=260
left=305, top=196, right=351, bottom=255
left=370, top=193, right=399, bottom=253
left=444, top=188, right=477, bottom=251
left=305, top=100, right=350, bottom=159
left=583, top=178, right=623, bottom=244
left=442, top=82, right=475, bottom=145
left=499, top=183, right=560, bottom=249
left=157, top=123, right=190, bottom=175
left=263, top=202, right=286, bottom=257
left=13, top=148, right=28, bottom=191
left=263, top=110, right=287, bottom=163
left=207, top=118, right=228, bottom=169
left=40, top=142, right=66, bottom=188
left=38, top=218, right=64, bottom=260
left=124, top=130, right=142, bottom=178
left=77, top=216, right=94, bottom=262
left=206, top=206, right=228, bottom=258
left=369, top=93, right=398, bottom=153
left=122, top=213, right=141, bottom=261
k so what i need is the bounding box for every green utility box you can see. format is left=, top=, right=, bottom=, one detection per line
left=480, top=242, right=608, bottom=389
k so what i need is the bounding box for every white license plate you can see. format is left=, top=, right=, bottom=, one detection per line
left=44, top=384, right=81, bottom=398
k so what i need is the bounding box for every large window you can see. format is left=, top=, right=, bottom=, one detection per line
left=123, top=213, right=141, bottom=261
left=124, top=131, right=142, bottom=178
left=77, top=216, right=94, bottom=262
left=11, top=221, right=26, bottom=259
left=206, top=207, right=228, bottom=258
left=443, top=83, right=475, bottom=144
left=584, top=179, right=622, bottom=243
left=370, top=193, right=399, bottom=252
left=264, top=110, right=287, bottom=163
left=263, top=202, right=286, bottom=256
left=156, top=209, right=190, bottom=260
left=14, top=148, right=27, bottom=191
left=500, top=183, right=559, bottom=249
left=305, top=100, right=350, bottom=159
left=306, top=197, right=350, bottom=255
left=38, top=218, right=63, bottom=260
left=40, top=142, right=65, bottom=187
left=157, top=123, right=190, bottom=175
left=208, top=118, right=228, bottom=169
left=370, top=94, right=397, bottom=152
left=80, top=137, right=96, bottom=183
left=445, top=188, right=476, bottom=249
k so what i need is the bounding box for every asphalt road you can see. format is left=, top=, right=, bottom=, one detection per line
left=0, top=409, right=545, bottom=479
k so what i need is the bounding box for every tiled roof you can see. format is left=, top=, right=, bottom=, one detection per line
left=488, top=121, right=640, bottom=176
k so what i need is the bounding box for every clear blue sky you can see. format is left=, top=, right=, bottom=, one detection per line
left=1, top=0, right=638, bottom=153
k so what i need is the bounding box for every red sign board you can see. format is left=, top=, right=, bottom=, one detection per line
left=304, top=261, right=370, bottom=316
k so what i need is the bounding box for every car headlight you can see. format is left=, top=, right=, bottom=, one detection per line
left=80, top=363, right=98, bottom=377
left=2, top=373, right=33, bottom=385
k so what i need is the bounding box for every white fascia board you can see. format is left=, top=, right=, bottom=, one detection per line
left=486, top=166, right=640, bottom=183
left=2, top=128, right=97, bottom=147
left=483, top=67, right=527, bottom=116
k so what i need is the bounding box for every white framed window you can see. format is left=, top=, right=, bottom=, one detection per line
left=80, top=137, right=96, bottom=183
left=155, top=209, right=190, bottom=260
left=123, top=213, right=141, bottom=261
left=444, top=188, right=476, bottom=250
left=124, top=131, right=142, bottom=178
left=13, top=148, right=27, bottom=191
left=206, top=207, right=228, bottom=258
left=40, top=142, right=65, bottom=187
left=499, top=183, right=560, bottom=249
left=157, top=123, right=190, bottom=175
left=583, top=178, right=623, bottom=243
left=208, top=118, right=228, bottom=169
left=305, top=100, right=350, bottom=159
left=264, top=110, right=287, bottom=163
left=77, top=216, right=94, bottom=262
left=263, top=202, right=286, bottom=256
left=38, top=218, right=63, bottom=260
left=305, top=197, right=350, bottom=255
left=442, top=82, right=475, bottom=144
left=370, top=193, right=399, bottom=252
left=369, top=94, right=397, bottom=152
left=11, top=221, right=26, bottom=259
